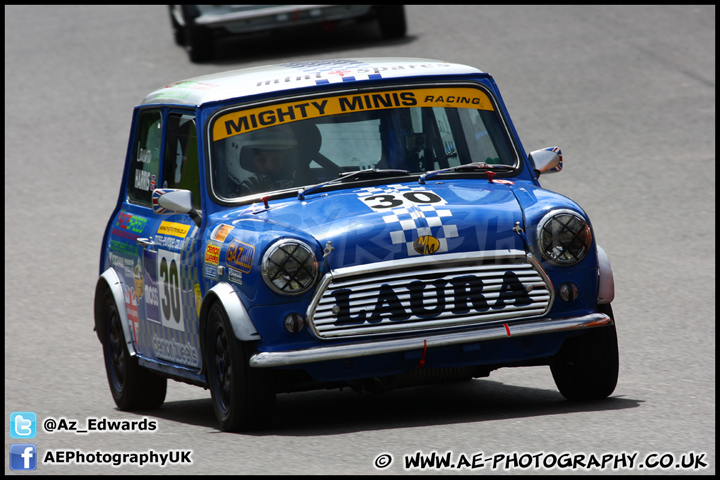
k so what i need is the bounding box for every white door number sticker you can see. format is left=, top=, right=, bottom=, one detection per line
left=157, top=249, right=185, bottom=332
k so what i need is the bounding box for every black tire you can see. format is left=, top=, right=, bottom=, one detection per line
left=206, top=303, right=275, bottom=432
left=550, top=304, right=619, bottom=401
left=377, top=5, right=407, bottom=39
left=182, top=6, right=213, bottom=62
left=101, top=290, right=167, bottom=410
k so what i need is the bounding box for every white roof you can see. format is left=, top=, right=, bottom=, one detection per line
left=141, top=57, right=484, bottom=107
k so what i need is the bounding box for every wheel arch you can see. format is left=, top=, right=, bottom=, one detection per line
left=596, top=245, right=615, bottom=305
left=94, top=267, right=136, bottom=355
left=198, top=282, right=260, bottom=362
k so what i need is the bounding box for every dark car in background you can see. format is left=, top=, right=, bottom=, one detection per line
left=169, top=5, right=407, bottom=62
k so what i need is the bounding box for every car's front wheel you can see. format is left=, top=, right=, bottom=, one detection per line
left=101, top=291, right=167, bottom=410
left=550, top=304, right=619, bottom=401
left=206, top=303, right=275, bottom=432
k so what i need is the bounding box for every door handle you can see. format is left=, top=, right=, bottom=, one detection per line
left=136, top=237, right=155, bottom=248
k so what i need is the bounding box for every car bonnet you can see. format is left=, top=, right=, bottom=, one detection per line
left=227, top=180, right=526, bottom=271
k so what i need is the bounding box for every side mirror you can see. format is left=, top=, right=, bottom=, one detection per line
left=529, top=147, right=563, bottom=176
left=152, top=189, right=202, bottom=227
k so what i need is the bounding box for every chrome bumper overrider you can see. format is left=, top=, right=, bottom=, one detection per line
left=249, top=313, right=613, bottom=368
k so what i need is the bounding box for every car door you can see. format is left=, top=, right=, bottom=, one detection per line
left=131, top=110, right=204, bottom=372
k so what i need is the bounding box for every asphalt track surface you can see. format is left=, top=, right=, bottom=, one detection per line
left=5, top=5, right=715, bottom=475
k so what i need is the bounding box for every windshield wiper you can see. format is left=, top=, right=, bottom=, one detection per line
left=298, top=169, right=410, bottom=200
left=418, top=162, right=516, bottom=184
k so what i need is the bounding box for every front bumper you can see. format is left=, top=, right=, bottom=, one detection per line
left=249, top=312, right=612, bottom=368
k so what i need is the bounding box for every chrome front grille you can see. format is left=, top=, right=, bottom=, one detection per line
left=307, top=250, right=554, bottom=339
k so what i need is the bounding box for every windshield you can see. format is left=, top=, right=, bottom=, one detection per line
left=210, top=85, right=516, bottom=200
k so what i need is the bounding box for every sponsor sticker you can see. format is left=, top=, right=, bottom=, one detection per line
left=226, top=240, right=255, bottom=274
left=213, top=87, right=495, bottom=141
left=211, top=224, right=234, bottom=242
left=194, top=284, right=202, bottom=317
left=205, top=265, right=217, bottom=279
left=157, top=221, right=190, bottom=238
left=228, top=267, right=243, bottom=285
left=413, top=235, right=441, bottom=255
left=124, top=287, right=139, bottom=344
left=116, top=212, right=147, bottom=234
left=204, top=243, right=221, bottom=265
left=152, top=334, right=200, bottom=367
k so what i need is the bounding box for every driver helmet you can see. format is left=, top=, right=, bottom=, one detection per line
left=227, top=125, right=298, bottom=184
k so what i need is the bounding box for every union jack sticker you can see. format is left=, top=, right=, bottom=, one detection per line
left=124, top=286, right=139, bottom=344
left=544, top=146, right=563, bottom=173
left=152, top=190, right=168, bottom=214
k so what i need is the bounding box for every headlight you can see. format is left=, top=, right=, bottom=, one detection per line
left=537, top=210, right=591, bottom=265
left=262, top=240, right=318, bottom=295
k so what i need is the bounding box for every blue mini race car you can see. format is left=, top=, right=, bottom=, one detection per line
left=94, top=58, right=618, bottom=432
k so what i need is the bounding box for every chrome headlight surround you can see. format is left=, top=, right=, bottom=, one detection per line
left=261, top=239, right=318, bottom=295
left=536, top=209, right=592, bottom=266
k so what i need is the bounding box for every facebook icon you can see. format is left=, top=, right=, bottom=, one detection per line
left=10, top=444, right=37, bottom=471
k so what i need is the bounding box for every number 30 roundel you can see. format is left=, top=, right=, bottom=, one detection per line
left=361, top=190, right=446, bottom=211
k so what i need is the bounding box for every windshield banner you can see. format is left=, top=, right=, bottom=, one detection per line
left=213, top=87, right=494, bottom=141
